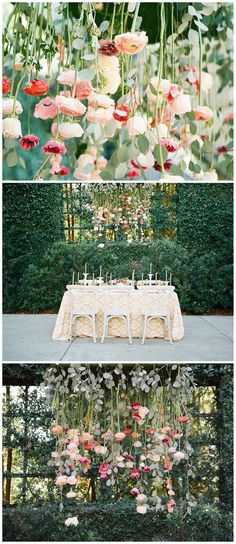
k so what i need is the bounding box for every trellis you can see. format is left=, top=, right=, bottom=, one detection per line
left=2, top=364, right=233, bottom=509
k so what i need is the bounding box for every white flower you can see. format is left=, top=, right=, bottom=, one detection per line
left=126, top=115, right=147, bottom=136
left=136, top=505, right=147, bottom=514
left=3, top=98, right=23, bottom=116
left=138, top=406, right=149, bottom=419
left=98, top=243, right=105, bottom=248
left=136, top=493, right=147, bottom=502
left=133, top=441, right=142, bottom=447
left=173, top=451, right=185, bottom=461
left=3, top=117, right=22, bottom=138
left=98, top=54, right=120, bottom=95
left=65, top=516, right=79, bottom=527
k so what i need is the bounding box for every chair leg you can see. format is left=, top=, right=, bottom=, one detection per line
left=141, top=316, right=147, bottom=345
left=101, top=315, right=107, bottom=344
left=127, top=316, right=132, bottom=345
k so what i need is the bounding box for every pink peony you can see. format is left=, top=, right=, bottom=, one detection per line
left=67, top=475, right=77, bottom=485
left=114, top=32, right=148, bottom=55
left=55, top=95, right=86, bottom=116
left=76, top=80, right=94, bottom=99
left=42, top=139, right=67, bottom=154
left=126, top=115, right=147, bottom=136
left=194, top=106, right=213, bottom=121
left=34, top=97, right=58, bottom=120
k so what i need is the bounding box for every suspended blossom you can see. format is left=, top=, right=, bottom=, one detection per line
left=34, top=97, right=58, bottom=120
left=115, top=31, right=148, bottom=54
left=88, top=93, right=115, bottom=109
left=3, top=117, right=22, bottom=138
left=2, top=75, right=11, bottom=94
left=126, top=115, right=147, bottom=136
left=97, top=54, right=120, bottom=95
left=57, top=122, right=84, bottom=140
left=87, top=107, right=114, bottom=124
left=23, top=79, right=49, bottom=96
left=65, top=516, right=79, bottom=527
left=55, top=95, right=86, bottom=116
left=113, top=104, right=130, bottom=124
left=20, top=134, right=40, bottom=150
left=66, top=491, right=77, bottom=498
left=42, top=139, right=67, bottom=154
left=51, top=425, right=64, bottom=435
left=3, top=98, right=23, bottom=116
left=194, top=106, right=213, bottom=121
left=75, top=80, right=94, bottom=99
left=57, top=70, right=77, bottom=85
left=98, top=40, right=119, bottom=56
left=136, top=505, right=147, bottom=514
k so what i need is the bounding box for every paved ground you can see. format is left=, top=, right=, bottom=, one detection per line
left=3, top=314, right=233, bottom=362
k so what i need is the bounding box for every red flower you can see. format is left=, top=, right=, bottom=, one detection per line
left=3, top=76, right=11, bottom=94
left=127, top=168, right=141, bottom=179
left=162, top=437, right=171, bottom=444
left=177, top=415, right=189, bottom=423
left=130, top=468, right=141, bottom=479
left=113, top=104, right=130, bottom=124
left=23, top=79, right=49, bottom=96
left=20, top=134, right=40, bottom=150
left=99, top=40, right=119, bottom=56
left=132, top=402, right=141, bottom=409
left=42, top=139, right=67, bottom=154
left=132, top=411, right=142, bottom=421
left=154, top=160, right=172, bottom=172
left=59, top=166, right=70, bottom=176
left=217, top=145, right=228, bottom=153
left=161, top=139, right=179, bottom=153
left=142, top=466, right=151, bottom=473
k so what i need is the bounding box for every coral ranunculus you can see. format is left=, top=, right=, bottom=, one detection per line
left=75, top=80, right=94, bottom=99
left=34, top=97, right=58, bottom=120
left=194, top=106, right=213, bottom=121
left=23, top=79, right=49, bottom=96
left=3, top=76, right=11, bottom=94
left=115, top=32, right=148, bottom=55
left=55, top=95, right=87, bottom=116
left=42, top=139, right=67, bottom=154
left=20, top=134, right=40, bottom=150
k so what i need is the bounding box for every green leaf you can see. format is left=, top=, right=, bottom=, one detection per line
left=202, top=140, right=213, bottom=153
left=72, top=38, right=84, bottom=50
left=189, top=160, right=201, bottom=173
left=188, top=29, right=199, bottom=45
left=18, top=156, right=26, bottom=169
left=137, top=135, right=149, bottom=154
left=194, top=19, right=208, bottom=32
left=153, top=145, right=168, bottom=165
left=118, top=146, right=130, bottom=163
left=190, top=140, right=200, bottom=156
left=7, top=150, right=18, bottom=167
left=4, top=138, right=16, bottom=150
left=149, top=82, right=158, bottom=96
left=170, top=165, right=184, bottom=176
left=99, top=169, right=114, bottom=180
left=186, top=112, right=195, bottom=121
left=77, top=67, right=95, bottom=80
left=115, top=163, right=127, bottom=179
left=190, top=123, right=197, bottom=135
left=100, top=20, right=109, bottom=32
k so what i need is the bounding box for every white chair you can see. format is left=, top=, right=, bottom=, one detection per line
left=101, top=289, right=133, bottom=344
left=141, top=291, right=172, bottom=344
left=69, top=289, right=98, bottom=343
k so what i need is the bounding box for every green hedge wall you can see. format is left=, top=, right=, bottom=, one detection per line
left=3, top=500, right=233, bottom=542
left=3, top=184, right=64, bottom=312
left=3, top=239, right=232, bottom=314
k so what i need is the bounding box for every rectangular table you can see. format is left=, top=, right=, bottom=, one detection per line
left=52, top=287, right=184, bottom=342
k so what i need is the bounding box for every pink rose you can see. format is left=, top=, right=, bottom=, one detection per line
left=130, top=468, right=141, bottom=479
left=114, top=32, right=148, bottom=55
left=130, top=487, right=140, bottom=496
left=173, top=451, right=185, bottom=461
left=194, top=106, right=213, bottom=121
left=131, top=402, right=141, bottom=409
left=76, top=80, right=94, bottom=99
left=34, top=97, right=58, bottom=120
left=57, top=70, right=76, bottom=86
left=67, top=475, right=77, bottom=485
left=142, top=466, right=151, bottom=473
left=99, top=463, right=109, bottom=473
left=3, top=117, right=22, bottom=138
left=114, top=432, right=126, bottom=441
left=171, top=93, right=191, bottom=115
left=88, top=93, right=114, bottom=109
left=126, top=115, right=147, bottom=136
left=100, top=472, right=108, bottom=479
left=55, top=95, right=86, bottom=116
left=58, top=122, right=84, bottom=140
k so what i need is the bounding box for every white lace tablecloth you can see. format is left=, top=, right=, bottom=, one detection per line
left=52, top=288, right=184, bottom=342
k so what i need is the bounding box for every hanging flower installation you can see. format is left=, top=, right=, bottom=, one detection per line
left=2, top=3, right=233, bottom=181
left=43, top=364, right=197, bottom=527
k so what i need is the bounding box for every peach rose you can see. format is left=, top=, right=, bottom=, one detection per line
left=3, top=117, right=22, bottom=138
left=114, top=432, right=126, bottom=441
left=87, top=106, right=113, bottom=124
left=194, top=106, right=213, bottom=121
left=76, top=80, right=94, bottom=99
left=88, top=93, right=114, bottom=109
left=57, top=70, right=76, bottom=86
left=3, top=98, right=23, bottom=116
left=58, top=122, right=84, bottom=140
left=55, top=475, right=68, bottom=486
left=51, top=425, right=64, bottom=435
left=126, top=115, right=147, bottom=136
left=55, top=95, right=86, bottom=116
left=34, top=97, right=58, bottom=120
left=115, top=31, right=148, bottom=55
left=173, top=451, right=185, bottom=461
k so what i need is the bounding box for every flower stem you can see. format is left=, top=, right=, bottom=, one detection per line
left=110, top=4, right=116, bottom=40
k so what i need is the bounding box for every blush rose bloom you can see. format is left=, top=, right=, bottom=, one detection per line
left=194, top=105, right=213, bottom=121
left=58, top=122, right=84, bottom=140
left=55, top=475, right=68, bottom=486
left=130, top=487, right=140, bottom=496
left=88, top=93, right=115, bottom=109
left=57, top=70, right=77, bottom=85
left=115, top=32, right=148, bottom=54
left=66, top=491, right=77, bottom=499
left=87, top=106, right=114, bottom=124
left=34, top=97, right=58, bottom=120
left=3, top=117, right=22, bottom=138
left=55, top=95, right=86, bottom=116
left=67, top=475, right=78, bottom=485
left=171, top=93, right=191, bottom=115
left=173, top=451, right=185, bottom=461
left=114, top=432, right=126, bottom=441
left=76, top=80, right=94, bottom=99
left=3, top=98, right=23, bottom=116
left=65, top=516, right=79, bottom=527
left=126, top=115, right=147, bottom=136
left=136, top=505, right=147, bottom=514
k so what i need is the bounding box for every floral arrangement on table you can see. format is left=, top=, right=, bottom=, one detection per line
left=43, top=363, right=197, bottom=528
left=2, top=2, right=233, bottom=181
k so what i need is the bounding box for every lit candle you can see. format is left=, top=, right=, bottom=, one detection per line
left=110, top=273, right=112, bottom=283
left=72, top=271, right=75, bottom=285
left=85, top=263, right=87, bottom=274
left=150, top=263, right=152, bottom=275
left=77, top=272, right=79, bottom=284
left=132, top=269, right=135, bottom=284
left=106, top=272, right=108, bottom=284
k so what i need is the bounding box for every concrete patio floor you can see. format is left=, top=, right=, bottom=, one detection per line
left=3, top=314, right=233, bottom=362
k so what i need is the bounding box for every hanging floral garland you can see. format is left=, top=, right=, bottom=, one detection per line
left=2, top=2, right=233, bottom=181
left=43, top=364, right=197, bottom=528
